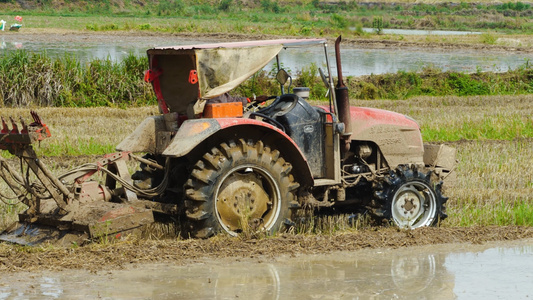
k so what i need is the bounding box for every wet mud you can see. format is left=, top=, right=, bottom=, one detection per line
left=0, top=226, right=532, bottom=273
left=1, top=238, right=532, bottom=299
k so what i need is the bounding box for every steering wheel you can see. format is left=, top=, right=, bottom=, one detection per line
left=248, top=112, right=286, bottom=133
left=257, top=94, right=299, bottom=117
left=244, top=96, right=278, bottom=112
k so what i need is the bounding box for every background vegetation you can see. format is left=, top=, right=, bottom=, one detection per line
left=0, top=52, right=153, bottom=107
left=3, top=51, right=533, bottom=108
left=2, top=0, right=533, bottom=37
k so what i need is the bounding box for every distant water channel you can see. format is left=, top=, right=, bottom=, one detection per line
left=1, top=35, right=533, bottom=76
left=1, top=240, right=532, bottom=299
left=361, top=27, right=482, bottom=35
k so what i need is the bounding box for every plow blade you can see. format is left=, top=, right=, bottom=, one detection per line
left=0, top=203, right=154, bottom=246
left=0, top=222, right=89, bottom=246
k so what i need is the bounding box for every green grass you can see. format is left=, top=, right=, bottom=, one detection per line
left=3, top=0, right=533, bottom=36
left=348, top=65, right=533, bottom=100
left=43, top=138, right=116, bottom=156
left=422, top=114, right=533, bottom=142
left=443, top=138, right=533, bottom=227
left=449, top=199, right=533, bottom=226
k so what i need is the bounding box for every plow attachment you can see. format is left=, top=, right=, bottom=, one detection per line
left=0, top=112, right=155, bottom=245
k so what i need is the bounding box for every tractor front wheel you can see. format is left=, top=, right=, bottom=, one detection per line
left=183, top=140, right=299, bottom=238
left=374, top=165, right=448, bottom=229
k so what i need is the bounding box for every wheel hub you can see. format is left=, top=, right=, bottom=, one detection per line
left=392, top=184, right=430, bottom=228
left=216, top=172, right=270, bottom=231
left=395, top=187, right=423, bottom=219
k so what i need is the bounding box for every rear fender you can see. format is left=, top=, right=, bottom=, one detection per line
left=162, top=118, right=314, bottom=187
left=116, top=115, right=166, bottom=153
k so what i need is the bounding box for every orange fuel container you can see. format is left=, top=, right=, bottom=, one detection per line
left=203, top=102, right=243, bottom=118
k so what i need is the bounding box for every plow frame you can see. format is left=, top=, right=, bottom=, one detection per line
left=0, top=112, right=156, bottom=245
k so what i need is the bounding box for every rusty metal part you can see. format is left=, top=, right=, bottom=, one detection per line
left=0, top=112, right=158, bottom=245
left=216, top=171, right=271, bottom=231
left=0, top=111, right=51, bottom=151
left=334, top=36, right=352, bottom=152
left=129, top=153, right=164, bottom=170
left=1, top=202, right=154, bottom=246
left=74, top=181, right=112, bottom=203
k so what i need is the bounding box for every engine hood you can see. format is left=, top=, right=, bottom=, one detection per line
left=317, top=105, right=424, bottom=167
left=348, top=107, right=419, bottom=135
left=348, top=106, right=424, bottom=167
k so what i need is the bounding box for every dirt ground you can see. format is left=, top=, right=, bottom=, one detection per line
left=0, top=226, right=532, bottom=272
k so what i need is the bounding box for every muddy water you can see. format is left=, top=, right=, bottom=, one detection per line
left=1, top=239, right=532, bottom=299
left=2, top=35, right=533, bottom=76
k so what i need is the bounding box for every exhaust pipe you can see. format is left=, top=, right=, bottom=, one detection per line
left=334, top=36, right=352, bottom=152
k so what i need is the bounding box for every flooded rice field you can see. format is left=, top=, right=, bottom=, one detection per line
left=2, top=34, right=533, bottom=76
left=1, top=239, right=531, bottom=299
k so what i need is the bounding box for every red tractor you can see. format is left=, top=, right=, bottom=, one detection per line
left=0, top=37, right=455, bottom=244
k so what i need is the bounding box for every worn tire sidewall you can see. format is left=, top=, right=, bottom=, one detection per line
left=185, top=141, right=296, bottom=238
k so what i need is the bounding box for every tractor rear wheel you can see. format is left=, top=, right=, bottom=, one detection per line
left=374, top=165, right=448, bottom=229
left=183, top=139, right=300, bottom=238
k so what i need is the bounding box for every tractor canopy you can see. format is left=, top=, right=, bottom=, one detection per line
left=145, top=39, right=326, bottom=115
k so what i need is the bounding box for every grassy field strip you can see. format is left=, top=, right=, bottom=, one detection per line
left=0, top=106, right=158, bottom=156
left=351, top=94, right=533, bottom=142
left=1, top=95, right=531, bottom=157
left=447, top=139, right=533, bottom=226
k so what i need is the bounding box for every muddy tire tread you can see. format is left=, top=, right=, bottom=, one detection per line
left=374, top=164, right=448, bottom=226
left=184, top=139, right=300, bottom=238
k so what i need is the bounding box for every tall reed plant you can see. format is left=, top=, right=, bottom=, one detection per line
left=0, top=51, right=155, bottom=108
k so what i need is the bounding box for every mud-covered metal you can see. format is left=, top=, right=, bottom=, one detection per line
left=316, top=105, right=425, bottom=168
left=0, top=111, right=51, bottom=151
left=0, top=113, right=156, bottom=245
left=334, top=36, right=352, bottom=153
left=423, top=144, right=457, bottom=186
left=215, top=165, right=279, bottom=232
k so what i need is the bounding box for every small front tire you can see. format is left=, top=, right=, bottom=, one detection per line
left=375, top=165, right=447, bottom=229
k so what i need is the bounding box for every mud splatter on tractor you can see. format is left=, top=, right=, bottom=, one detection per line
left=0, top=37, right=456, bottom=245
